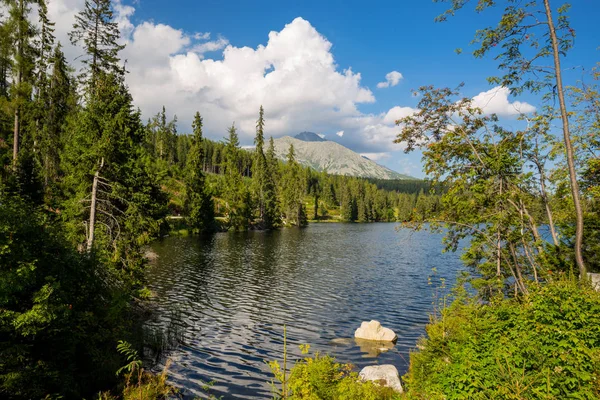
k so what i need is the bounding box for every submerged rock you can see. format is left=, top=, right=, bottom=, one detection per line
left=143, top=248, right=159, bottom=261
left=354, top=338, right=395, bottom=357
left=359, top=364, right=403, bottom=393
left=354, top=320, right=397, bottom=342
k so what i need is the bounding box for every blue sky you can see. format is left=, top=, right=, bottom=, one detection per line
left=51, top=0, right=600, bottom=178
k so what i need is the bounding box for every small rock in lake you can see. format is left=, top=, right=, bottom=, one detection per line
left=359, top=364, right=403, bottom=393
left=354, top=320, right=397, bottom=342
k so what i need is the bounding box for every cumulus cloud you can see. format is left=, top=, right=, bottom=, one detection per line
left=360, top=152, right=391, bottom=161
left=377, top=71, right=403, bottom=88
left=45, top=0, right=530, bottom=175
left=472, top=86, right=536, bottom=116
left=383, top=106, right=417, bottom=124
left=190, top=36, right=229, bottom=56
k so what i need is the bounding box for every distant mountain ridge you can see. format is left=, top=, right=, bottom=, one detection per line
left=273, top=135, right=414, bottom=180
left=294, top=131, right=327, bottom=142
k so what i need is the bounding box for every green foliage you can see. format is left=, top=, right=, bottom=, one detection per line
left=272, top=349, right=401, bottom=400
left=0, top=189, right=137, bottom=398
left=404, top=278, right=600, bottom=399
left=222, top=123, right=251, bottom=231
left=281, top=144, right=308, bottom=226
left=184, top=111, right=215, bottom=233
left=69, top=0, right=125, bottom=90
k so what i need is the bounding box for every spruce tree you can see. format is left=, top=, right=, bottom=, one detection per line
left=69, top=0, right=125, bottom=92
left=251, top=106, right=267, bottom=224
left=184, top=111, right=215, bottom=233
left=281, top=144, right=307, bottom=226
left=4, top=0, right=37, bottom=166
left=223, top=123, right=250, bottom=231
left=41, top=44, right=73, bottom=194
left=251, top=106, right=279, bottom=229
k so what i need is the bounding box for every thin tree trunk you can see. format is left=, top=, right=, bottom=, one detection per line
left=537, top=161, right=560, bottom=247
left=509, top=242, right=528, bottom=295
left=12, top=0, right=24, bottom=168
left=87, top=158, right=104, bottom=252
left=13, top=101, right=19, bottom=167
left=543, top=0, right=586, bottom=277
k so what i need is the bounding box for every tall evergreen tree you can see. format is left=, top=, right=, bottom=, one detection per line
left=61, top=71, right=167, bottom=286
left=4, top=0, right=37, bottom=166
left=184, top=111, right=214, bottom=233
left=41, top=44, right=73, bottom=193
left=281, top=144, right=306, bottom=226
left=223, top=123, right=250, bottom=231
left=69, top=0, right=125, bottom=92
left=251, top=106, right=279, bottom=229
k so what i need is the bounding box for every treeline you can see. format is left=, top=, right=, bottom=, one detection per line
left=140, top=106, right=441, bottom=231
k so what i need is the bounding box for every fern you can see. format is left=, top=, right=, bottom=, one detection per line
left=115, top=340, right=142, bottom=376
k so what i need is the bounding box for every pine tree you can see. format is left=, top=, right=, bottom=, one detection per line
left=223, top=123, right=250, bottom=231
left=61, top=71, right=167, bottom=285
left=41, top=44, right=73, bottom=193
left=281, top=144, right=307, bottom=226
left=34, top=0, right=54, bottom=98
left=69, top=0, right=125, bottom=93
left=251, top=106, right=280, bottom=229
left=184, top=111, right=215, bottom=233
left=4, top=0, right=37, bottom=166
left=251, top=106, right=267, bottom=223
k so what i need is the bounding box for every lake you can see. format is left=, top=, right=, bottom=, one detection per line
left=146, top=223, right=465, bottom=399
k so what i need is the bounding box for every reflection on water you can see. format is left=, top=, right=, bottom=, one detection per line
left=146, top=223, right=464, bottom=399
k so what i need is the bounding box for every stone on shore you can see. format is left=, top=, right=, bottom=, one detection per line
left=354, top=320, right=397, bottom=342
left=359, top=364, right=403, bottom=393
left=587, top=273, right=600, bottom=291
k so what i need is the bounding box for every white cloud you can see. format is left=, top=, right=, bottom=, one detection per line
left=194, top=32, right=211, bottom=40
left=317, top=133, right=326, bottom=139
left=472, top=86, right=536, bottom=116
left=377, top=70, right=403, bottom=89
left=383, top=106, right=417, bottom=124
left=360, top=152, right=391, bottom=161
left=190, top=36, right=229, bottom=56
left=47, top=1, right=499, bottom=164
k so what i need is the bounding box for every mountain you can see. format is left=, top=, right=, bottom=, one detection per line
left=294, top=131, right=327, bottom=142
left=272, top=136, right=414, bottom=180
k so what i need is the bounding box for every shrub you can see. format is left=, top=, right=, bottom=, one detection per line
left=270, top=347, right=401, bottom=400
left=403, top=278, right=600, bottom=399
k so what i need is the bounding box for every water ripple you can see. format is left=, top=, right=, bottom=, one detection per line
left=146, top=223, right=464, bottom=399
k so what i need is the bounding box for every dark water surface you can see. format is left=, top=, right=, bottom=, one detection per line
left=146, top=223, right=464, bottom=399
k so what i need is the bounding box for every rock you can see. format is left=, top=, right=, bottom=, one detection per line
left=587, top=273, right=600, bottom=291
left=354, top=320, right=397, bottom=342
left=143, top=248, right=159, bottom=261
left=354, top=338, right=395, bottom=357
left=359, top=365, right=403, bottom=393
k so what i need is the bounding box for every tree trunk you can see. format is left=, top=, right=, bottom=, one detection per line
left=87, top=158, right=104, bottom=252
left=536, top=160, right=559, bottom=247
left=543, top=0, right=586, bottom=277
left=12, top=0, right=24, bottom=168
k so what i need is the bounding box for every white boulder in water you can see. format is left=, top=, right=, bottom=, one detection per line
left=354, top=320, right=397, bottom=342
left=359, top=364, right=403, bottom=393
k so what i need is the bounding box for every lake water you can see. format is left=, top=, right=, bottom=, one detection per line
left=146, top=223, right=465, bottom=399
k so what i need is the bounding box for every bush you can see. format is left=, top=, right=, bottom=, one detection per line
left=271, top=348, right=401, bottom=400
left=403, top=278, right=600, bottom=399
